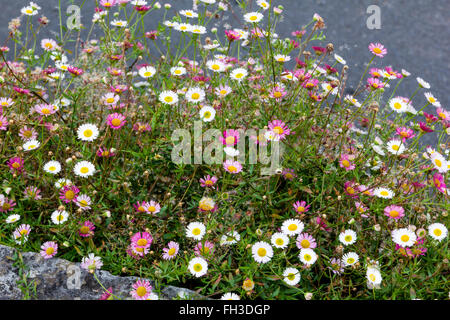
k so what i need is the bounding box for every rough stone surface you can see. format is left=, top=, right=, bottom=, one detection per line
left=0, top=244, right=204, bottom=300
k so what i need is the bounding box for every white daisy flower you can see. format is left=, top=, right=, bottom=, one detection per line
left=179, top=9, right=198, bottom=18
left=424, top=92, right=440, bottom=107
left=386, top=139, right=406, bottom=155
left=6, top=214, right=21, bottom=224
left=163, top=20, right=179, bottom=28
left=224, top=147, right=240, bottom=157
left=334, top=54, right=347, bottom=65
left=373, top=187, right=395, bottom=199
left=51, top=210, right=69, bottom=225
left=170, top=66, right=186, bottom=76
left=185, top=87, right=205, bottom=103
left=190, top=25, right=207, bottom=34
left=342, top=252, right=359, bottom=267
left=389, top=98, right=409, bottom=113
left=256, top=0, right=270, bottom=10
left=41, top=39, right=58, bottom=51
left=271, top=232, right=289, bottom=249
left=283, top=267, right=301, bottom=286
left=55, top=178, right=72, bottom=189
left=281, top=219, right=304, bottom=236
left=21, top=6, right=38, bottom=16
left=366, top=267, right=382, bottom=285
left=392, top=228, right=417, bottom=247
left=230, top=68, right=248, bottom=81
left=103, top=92, right=120, bottom=105
left=427, top=223, right=448, bottom=242
left=186, top=222, right=206, bottom=240
left=430, top=153, right=448, bottom=173
left=243, top=12, right=263, bottom=23
left=221, top=292, right=240, bottom=300
left=416, top=77, right=430, bottom=89
left=175, top=23, right=193, bottom=32
left=274, top=54, right=291, bottom=63
left=188, top=257, right=208, bottom=277
left=138, top=66, right=156, bottom=78
left=23, top=139, right=40, bottom=151
left=77, top=124, right=99, bottom=142
left=339, top=230, right=357, bottom=246
left=199, top=105, right=216, bottom=122
left=220, top=231, right=240, bottom=245
left=372, top=143, right=386, bottom=156
left=206, top=59, right=226, bottom=73
left=159, top=91, right=179, bottom=105
left=299, top=248, right=318, bottom=265
left=43, top=161, right=62, bottom=174
left=251, top=241, right=273, bottom=264
left=111, top=20, right=127, bottom=27
left=74, top=161, right=96, bottom=178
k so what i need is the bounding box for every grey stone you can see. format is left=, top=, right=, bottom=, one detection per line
left=0, top=244, right=204, bottom=300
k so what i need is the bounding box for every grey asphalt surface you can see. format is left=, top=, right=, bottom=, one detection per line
left=0, top=0, right=448, bottom=145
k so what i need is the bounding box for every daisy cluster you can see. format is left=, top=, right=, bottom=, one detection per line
left=0, top=0, right=448, bottom=300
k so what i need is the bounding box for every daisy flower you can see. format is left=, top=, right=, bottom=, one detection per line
left=221, top=292, right=240, bottom=300
left=283, top=267, right=301, bottom=286
left=366, top=267, right=382, bottom=285
left=282, top=168, right=297, bottom=180
left=7, top=157, right=24, bottom=173
left=220, top=231, right=240, bottom=245
left=339, top=154, right=355, bottom=171
left=179, top=9, right=198, bottom=18
left=199, top=105, right=216, bottom=122
left=55, top=178, right=72, bottom=189
left=51, top=210, right=69, bottom=225
left=329, top=258, right=344, bottom=275
left=175, top=23, right=193, bottom=32
left=339, top=230, right=357, bottom=246
left=41, top=39, right=58, bottom=51
left=384, top=205, right=404, bottom=219
left=199, top=175, right=218, bottom=188
left=396, top=127, right=415, bottom=141
left=416, top=77, right=430, bottom=89
left=373, top=187, right=395, bottom=199
left=111, top=19, right=127, bottom=27
left=271, top=232, right=289, bottom=249
left=198, top=197, right=216, bottom=212
left=159, top=91, right=178, bottom=105
left=242, top=278, right=255, bottom=292
left=188, top=257, right=208, bottom=277
left=131, top=231, right=153, bottom=250
left=138, top=65, right=156, bottom=78
left=194, top=241, right=215, bottom=257
left=34, top=104, right=56, bottom=116
left=13, top=224, right=31, bottom=244
left=103, top=93, right=120, bottom=106
left=368, top=42, right=387, bottom=57
left=220, top=129, right=240, bottom=146
left=74, top=161, right=96, bottom=178
left=59, top=185, right=79, bottom=203
left=170, top=66, right=186, bottom=76
left=223, top=160, right=243, bottom=174
left=296, top=233, right=317, bottom=249
left=21, top=6, right=38, bottom=16
left=386, top=139, right=406, bottom=155
left=107, top=113, right=126, bottom=130
left=224, top=146, right=239, bottom=157
left=0, top=195, right=15, bottom=212
left=0, top=97, right=14, bottom=108
left=206, top=59, right=226, bottom=73
left=24, top=186, right=41, bottom=200
left=429, top=152, right=447, bottom=173
left=76, top=123, right=99, bottom=142
left=81, top=253, right=103, bottom=272
left=427, top=223, right=447, bottom=242
left=131, top=280, right=153, bottom=300
left=186, top=222, right=206, bottom=240
left=40, top=241, right=58, bottom=259
left=274, top=54, right=291, bottom=63
left=299, top=248, right=318, bottom=265
left=244, top=12, right=263, bottom=23
left=162, top=241, right=179, bottom=260
left=215, top=84, right=232, bottom=97
left=433, top=173, right=447, bottom=194
left=392, top=228, right=417, bottom=247
left=424, top=92, right=440, bottom=107
left=76, top=194, right=92, bottom=211
left=185, top=87, right=205, bottom=103
left=342, top=252, right=359, bottom=267
left=268, top=119, right=291, bottom=140
left=79, top=220, right=95, bottom=237
left=251, top=241, right=273, bottom=264
left=230, top=68, right=248, bottom=81
left=6, top=214, right=21, bottom=224
left=334, top=54, right=347, bottom=65
left=281, top=219, right=304, bottom=236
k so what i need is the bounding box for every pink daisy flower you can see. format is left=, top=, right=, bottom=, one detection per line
left=433, top=173, right=447, bottom=194
left=355, top=202, right=369, bottom=218
left=339, top=154, right=355, bottom=171
left=436, top=108, right=449, bottom=122
left=40, top=241, right=58, bottom=259
left=7, top=157, right=24, bottom=173
left=282, top=168, right=297, bottom=180
left=0, top=115, right=8, bottom=130
left=130, top=279, right=152, bottom=300
left=68, top=66, right=84, bottom=76
left=199, top=175, right=218, bottom=188
left=296, top=233, right=317, bottom=249
left=99, top=287, right=114, bottom=300
left=75, top=194, right=92, bottom=211
left=384, top=205, right=405, bottom=219
left=268, top=119, right=291, bottom=140
left=302, top=78, right=319, bottom=90
left=78, top=220, right=95, bottom=237
left=59, top=185, right=80, bottom=203
left=34, top=104, right=56, bottom=117
left=270, top=86, right=287, bottom=101
left=419, top=122, right=433, bottom=133
left=146, top=200, right=161, bottom=215
left=367, top=77, right=385, bottom=90
left=220, top=129, right=240, bottom=146
left=131, top=232, right=153, bottom=250
left=225, top=29, right=242, bottom=41
left=96, top=147, right=116, bottom=157
left=24, top=186, right=42, bottom=200
left=107, top=113, right=126, bottom=130
left=0, top=195, right=16, bottom=212
left=344, top=181, right=359, bottom=199
left=134, top=201, right=150, bottom=214
left=223, top=159, right=243, bottom=174
left=396, top=127, right=415, bottom=142
left=293, top=201, right=310, bottom=214
left=369, top=42, right=387, bottom=57
left=132, top=122, right=151, bottom=133
left=194, top=241, right=215, bottom=258
left=162, top=241, right=179, bottom=260
left=13, top=224, right=31, bottom=243
left=19, top=126, right=38, bottom=141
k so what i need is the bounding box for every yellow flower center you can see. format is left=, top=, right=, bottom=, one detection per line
left=168, top=248, right=176, bottom=256
left=235, top=73, right=243, bottom=78
left=136, top=286, right=147, bottom=297
left=83, top=129, right=93, bottom=137
left=392, top=144, right=400, bottom=151
left=137, top=239, right=147, bottom=246
left=380, top=191, right=389, bottom=196
left=369, top=274, right=376, bottom=282
left=373, top=47, right=382, bottom=54
left=212, top=64, right=220, bottom=70
left=164, top=96, right=173, bottom=103
left=287, top=273, right=295, bottom=281
left=79, top=200, right=88, bottom=207
left=106, top=97, right=115, bottom=104
left=80, top=226, right=90, bottom=234
left=45, top=247, right=55, bottom=255
left=433, top=229, right=442, bottom=236
left=275, top=238, right=284, bottom=246
left=434, top=159, right=442, bottom=167
left=257, top=248, right=267, bottom=257
left=193, top=263, right=203, bottom=272
left=191, top=93, right=200, bottom=100
left=225, top=136, right=235, bottom=145
left=65, top=190, right=75, bottom=200
left=192, top=228, right=201, bottom=236
left=389, top=210, right=399, bottom=218
left=304, top=254, right=311, bottom=261
left=227, top=165, right=237, bottom=173
left=347, top=258, right=355, bottom=264
left=143, top=71, right=152, bottom=77
left=12, top=163, right=20, bottom=169
left=250, top=15, right=258, bottom=21
left=148, top=206, right=156, bottom=212
left=288, top=224, right=297, bottom=231
left=344, top=235, right=352, bottom=242
left=346, top=187, right=355, bottom=194
left=300, top=239, right=310, bottom=248
left=111, top=118, right=121, bottom=127
left=220, top=89, right=227, bottom=95
left=400, top=235, right=409, bottom=242
left=41, top=108, right=51, bottom=114
left=342, top=160, right=350, bottom=167
left=273, top=91, right=283, bottom=98
left=80, top=167, right=89, bottom=174
left=273, top=126, right=284, bottom=134
left=394, top=102, right=402, bottom=109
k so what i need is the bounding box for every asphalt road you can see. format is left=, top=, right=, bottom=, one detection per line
left=0, top=0, right=448, bottom=145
